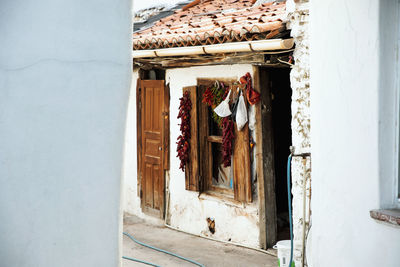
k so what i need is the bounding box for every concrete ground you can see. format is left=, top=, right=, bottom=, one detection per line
left=123, top=215, right=277, bottom=267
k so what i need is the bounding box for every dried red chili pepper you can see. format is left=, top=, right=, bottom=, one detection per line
left=203, top=82, right=230, bottom=128
left=240, top=72, right=260, bottom=105
left=176, top=91, right=192, bottom=171
left=202, top=86, right=214, bottom=106
left=222, top=116, right=234, bottom=167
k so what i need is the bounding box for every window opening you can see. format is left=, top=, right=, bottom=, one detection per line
left=211, top=142, right=233, bottom=190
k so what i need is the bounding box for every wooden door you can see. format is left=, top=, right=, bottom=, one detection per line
left=139, top=80, right=167, bottom=218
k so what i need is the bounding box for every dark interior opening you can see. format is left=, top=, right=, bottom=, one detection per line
left=269, top=68, right=292, bottom=241
left=260, top=66, right=292, bottom=243
left=140, top=68, right=166, bottom=80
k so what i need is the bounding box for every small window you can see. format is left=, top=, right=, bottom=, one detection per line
left=211, top=142, right=233, bottom=190
left=207, top=106, right=233, bottom=192
left=182, top=80, right=252, bottom=203
left=207, top=109, right=234, bottom=195
left=201, top=88, right=234, bottom=196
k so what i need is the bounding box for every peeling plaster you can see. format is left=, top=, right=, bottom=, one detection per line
left=287, top=0, right=311, bottom=266
left=166, top=65, right=259, bottom=247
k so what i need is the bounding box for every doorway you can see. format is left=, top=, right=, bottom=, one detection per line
left=137, top=69, right=169, bottom=218
left=259, top=67, right=292, bottom=246
left=269, top=68, right=292, bottom=241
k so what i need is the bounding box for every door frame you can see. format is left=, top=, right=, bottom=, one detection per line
left=254, top=66, right=277, bottom=249
left=136, top=78, right=169, bottom=218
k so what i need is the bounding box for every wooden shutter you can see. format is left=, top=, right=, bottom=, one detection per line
left=197, top=84, right=209, bottom=194
left=232, top=84, right=252, bottom=203
left=183, top=86, right=200, bottom=191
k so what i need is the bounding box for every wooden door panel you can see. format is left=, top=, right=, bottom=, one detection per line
left=144, top=88, right=153, bottom=130
left=152, top=87, right=162, bottom=131
left=144, top=163, right=153, bottom=207
left=144, top=138, right=161, bottom=163
left=153, top=164, right=160, bottom=210
left=140, top=80, right=166, bottom=218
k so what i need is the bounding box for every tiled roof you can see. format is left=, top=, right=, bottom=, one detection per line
left=133, top=0, right=287, bottom=50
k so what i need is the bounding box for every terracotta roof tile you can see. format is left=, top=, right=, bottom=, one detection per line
left=133, top=0, right=287, bottom=50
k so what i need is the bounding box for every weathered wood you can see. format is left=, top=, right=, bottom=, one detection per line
left=140, top=80, right=166, bottom=218
left=196, top=79, right=252, bottom=202
left=230, top=83, right=252, bottom=203
left=163, top=83, right=170, bottom=171
left=254, top=67, right=267, bottom=249
left=207, top=135, right=222, bottom=143
left=137, top=79, right=142, bottom=198
left=258, top=67, right=277, bottom=248
left=134, top=51, right=293, bottom=68
left=197, top=78, right=237, bottom=87
left=198, top=79, right=236, bottom=195
left=233, top=120, right=252, bottom=203
left=183, top=86, right=200, bottom=191
left=198, top=84, right=209, bottom=193
left=160, top=53, right=265, bottom=67
left=209, top=184, right=234, bottom=197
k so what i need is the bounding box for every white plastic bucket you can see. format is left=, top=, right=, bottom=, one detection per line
left=273, top=240, right=294, bottom=267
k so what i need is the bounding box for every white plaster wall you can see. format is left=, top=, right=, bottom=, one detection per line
left=0, top=1, right=132, bottom=266
left=310, top=1, right=400, bottom=266
left=286, top=1, right=311, bottom=265
left=123, top=70, right=140, bottom=215
left=167, top=65, right=259, bottom=247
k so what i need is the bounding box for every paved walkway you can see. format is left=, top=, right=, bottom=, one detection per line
left=123, top=215, right=277, bottom=267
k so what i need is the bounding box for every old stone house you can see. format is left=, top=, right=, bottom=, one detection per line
left=125, top=0, right=310, bottom=266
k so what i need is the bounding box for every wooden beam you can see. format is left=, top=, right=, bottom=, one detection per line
left=134, top=51, right=293, bottom=68
left=207, top=135, right=223, bottom=143
left=254, top=66, right=277, bottom=249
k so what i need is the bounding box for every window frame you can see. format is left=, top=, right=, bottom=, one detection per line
left=376, top=0, right=400, bottom=210
left=197, top=79, right=236, bottom=198
left=183, top=78, right=252, bottom=203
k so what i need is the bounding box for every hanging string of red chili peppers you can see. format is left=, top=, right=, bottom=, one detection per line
left=222, top=116, right=234, bottom=167
left=202, top=81, right=235, bottom=167
left=202, top=82, right=229, bottom=127
left=176, top=91, right=192, bottom=172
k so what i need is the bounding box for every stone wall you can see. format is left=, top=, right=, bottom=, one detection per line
left=286, top=0, right=311, bottom=266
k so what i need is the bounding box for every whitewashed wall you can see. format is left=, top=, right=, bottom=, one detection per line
left=310, top=1, right=400, bottom=267
left=286, top=0, right=311, bottom=266
left=0, top=1, right=132, bottom=266
left=167, top=65, right=259, bottom=247
left=124, top=65, right=260, bottom=247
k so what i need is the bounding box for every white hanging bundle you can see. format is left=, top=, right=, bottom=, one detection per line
left=213, top=89, right=232, bottom=118
left=236, top=90, right=248, bottom=131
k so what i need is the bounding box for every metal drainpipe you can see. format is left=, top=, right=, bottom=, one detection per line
left=290, top=146, right=311, bottom=267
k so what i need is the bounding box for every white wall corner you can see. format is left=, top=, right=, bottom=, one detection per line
left=287, top=0, right=311, bottom=266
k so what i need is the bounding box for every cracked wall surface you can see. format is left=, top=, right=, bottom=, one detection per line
left=286, top=0, right=311, bottom=266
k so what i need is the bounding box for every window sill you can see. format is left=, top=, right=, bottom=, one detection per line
left=199, top=191, right=244, bottom=208
left=369, top=209, right=400, bottom=227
